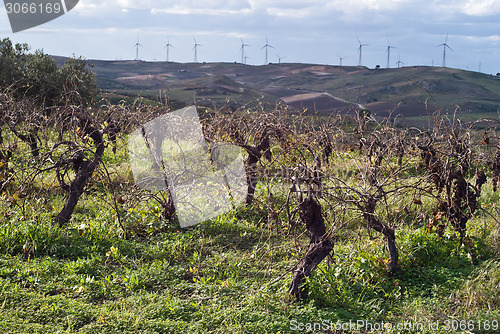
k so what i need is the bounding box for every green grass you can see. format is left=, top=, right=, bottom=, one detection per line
left=1, top=196, right=498, bottom=333
left=0, top=135, right=499, bottom=333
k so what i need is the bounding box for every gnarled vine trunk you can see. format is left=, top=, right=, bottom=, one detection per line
left=289, top=197, right=334, bottom=301
left=53, top=113, right=105, bottom=226
left=363, top=196, right=399, bottom=274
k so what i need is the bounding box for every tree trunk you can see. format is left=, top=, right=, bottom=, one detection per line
left=366, top=215, right=399, bottom=274
left=289, top=197, right=334, bottom=300
left=289, top=238, right=334, bottom=300
left=244, top=148, right=261, bottom=205
left=54, top=115, right=104, bottom=226
left=11, top=128, right=39, bottom=158
left=242, top=135, right=271, bottom=205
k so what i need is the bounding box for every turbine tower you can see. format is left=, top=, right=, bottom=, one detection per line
left=437, top=34, right=453, bottom=67
left=261, top=36, right=274, bottom=65
left=240, top=38, right=250, bottom=64
left=396, top=54, right=405, bottom=68
left=164, top=38, right=173, bottom=62
left=357, top=37, right=369, bottom=66
left=276, top=54, right=286, bottom=64
left=337, top=54, right=347, bottom=66
left=133, top=37, right=143, bottom=60
left=386, top=39, right=397, bottom=69
left=193, top=37, right=202, bottom=63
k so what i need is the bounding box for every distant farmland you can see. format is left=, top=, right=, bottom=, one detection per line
left=59, top=56, right=500, bottom=122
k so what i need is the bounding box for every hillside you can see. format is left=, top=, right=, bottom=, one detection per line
left=2, top=55, right=500, bottom=333
left=66, top=57, right=500, bottom=119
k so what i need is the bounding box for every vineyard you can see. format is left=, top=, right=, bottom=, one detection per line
left=0, top=38, right=499, bottom=333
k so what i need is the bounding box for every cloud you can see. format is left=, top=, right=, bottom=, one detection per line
left=264, top=6, right=317, bottom=19
left=151, top=0, right=252, bottom=15
left=74, top=0, right=253, bottom=16
left=72, top=0, right=409, bottom=18
left=459, top=0, right=500, bottom=16
left=464, top=34, right=500, bottom=45
left=329, top=0, right=411, bottom=13
left=5, top=0, right=499, bottom=73
left=430, top=0, right=500, bottom=16
left=71, top=0, right=500, bottom=21
left=151, top=7, right=251, bottom=16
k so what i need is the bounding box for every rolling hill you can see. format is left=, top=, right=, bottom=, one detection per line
left=59, top=56, right=500, bottom=121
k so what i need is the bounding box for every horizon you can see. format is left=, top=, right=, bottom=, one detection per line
left=51, top=55, right=499, bottom=77
left=2, top=1, right=500, bottom=74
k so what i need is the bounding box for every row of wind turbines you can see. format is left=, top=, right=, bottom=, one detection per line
left=133, top=35, right=453, bottom=68
left=354, top=34, right=452, bottom=68
left=349, top=37, right=403, bottom=68
left=133, top=36, right=282, bottom=65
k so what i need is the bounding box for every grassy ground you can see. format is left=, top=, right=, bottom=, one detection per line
left=0, top=141, right=499, bottom=333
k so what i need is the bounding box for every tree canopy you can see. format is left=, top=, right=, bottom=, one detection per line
left=0, top=37, right=97, bottom=106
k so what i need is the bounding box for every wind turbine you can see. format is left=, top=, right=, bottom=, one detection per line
left=337, top=54, right=347, bottom=66
left=164, top=38, right=173, bottom=62
left=133, top=37, right=143, bottom=60
left=357, top=37, right=369, bottom=66
left=193, top=37, right=202, bottom=63
left=437, top=34, right=453, bottom=67
left=276, top=53, right=286, bottom=64
left=240, top=38, right=250, bottom=64
left=396, top=54, right=405, bottom=68
left=261, top=36, right=274, bottom=65
left=386, top=39, right=397, bottom=69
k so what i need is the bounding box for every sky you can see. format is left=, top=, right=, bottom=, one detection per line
left=1, top=0, right=500, bottom=74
